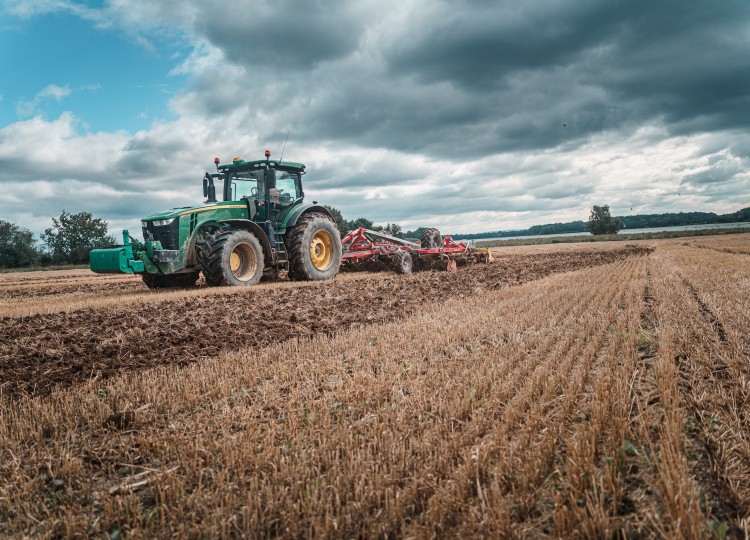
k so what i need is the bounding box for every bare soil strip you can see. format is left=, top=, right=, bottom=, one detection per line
left=0, top=270, right=385, bottom=318
left=0, top=247, right=649, bottom=398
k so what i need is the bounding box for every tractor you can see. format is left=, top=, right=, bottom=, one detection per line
left=89, top=151, right=342, bottom=288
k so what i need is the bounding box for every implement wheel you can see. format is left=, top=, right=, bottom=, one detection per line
left=201, top=230, right=264, bottom=287
left=393, top=250, right=413, bottom=275
left=285, top=212, right=342, bottom=281
left=421, top=228, right=442, bottom=249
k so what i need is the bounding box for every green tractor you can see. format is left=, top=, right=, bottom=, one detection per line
left=90, top=151, right=342, bottom=288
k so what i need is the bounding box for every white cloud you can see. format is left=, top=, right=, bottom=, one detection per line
left=37, top=84, right=71, bottom=101
left=16, top=84, right=71, bottom=116
left=4, top=0, right=105, bottom=24
left=134, top=35, right=156, bottom=54
left=15, top=83, right=102, bottom=118
left=169, top=40, right=224, bottom=76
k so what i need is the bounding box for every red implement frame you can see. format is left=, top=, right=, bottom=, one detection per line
left=341, top=228, right=473, bottom=271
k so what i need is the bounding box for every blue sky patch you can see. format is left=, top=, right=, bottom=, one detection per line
left=0, top=10, right=188, bottom=132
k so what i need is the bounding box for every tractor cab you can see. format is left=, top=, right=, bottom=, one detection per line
left=204, top=155, right=305, bottom=223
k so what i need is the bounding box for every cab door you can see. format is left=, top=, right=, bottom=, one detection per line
left=270, top=170, right=301, bottom=222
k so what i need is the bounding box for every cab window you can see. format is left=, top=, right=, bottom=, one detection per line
left=273, top=171, right=300, bottom=207
left=228, top=171, right=262, bottom=201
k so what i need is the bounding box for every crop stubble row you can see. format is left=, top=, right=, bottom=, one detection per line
left=648, top=244, right=750, bottom=537
left=0, top=247, right=647, bottom=398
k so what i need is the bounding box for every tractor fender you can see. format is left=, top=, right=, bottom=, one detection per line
left=197, top=219, right=275, bottom=267
left=284, top=204, right=334, bottom=228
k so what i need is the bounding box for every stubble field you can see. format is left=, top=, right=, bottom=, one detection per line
left=0, top=235, right=748, bottom=537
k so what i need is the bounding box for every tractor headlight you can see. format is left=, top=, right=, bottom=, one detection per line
left=152, top=218, right=176, bottom=227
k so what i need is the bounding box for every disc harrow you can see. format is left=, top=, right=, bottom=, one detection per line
left=340, top=227, right=492, bottom=274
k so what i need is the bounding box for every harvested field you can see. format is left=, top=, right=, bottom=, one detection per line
left=1, top=236, right=748, bottom=538
left=1, top=246, right=647, bottom=397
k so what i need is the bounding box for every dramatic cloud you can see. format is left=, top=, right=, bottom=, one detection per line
left=2, top=0, right=750, bottom=237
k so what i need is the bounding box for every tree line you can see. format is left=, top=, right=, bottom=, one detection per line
left=0, top=211, right=114, bottom=269
left=451, top=206, right=750, bottom=240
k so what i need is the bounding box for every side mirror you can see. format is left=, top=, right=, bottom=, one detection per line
left=204, top=173, right=217, bottom=202
left=264, top=168, right=276, bottom=189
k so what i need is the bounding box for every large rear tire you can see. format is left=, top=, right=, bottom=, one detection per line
left=201, top=230, right=264, bottom=287
left=285, top=212, right=342, bottom=281
left=421, top=228, right=442, bottom=249
left=142, top=271, right=200, bottom=289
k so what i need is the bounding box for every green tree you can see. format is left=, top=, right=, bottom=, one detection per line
left=41, top=210, right=115, bottom=264
left=403, top=227, right=428, bottom=240
left=349, top=217, right=375, bottom=231
left=323, top=205, right=347, bottom=233
left=383, top=223, right=403, bottom=238
left=587, top=205, right=621, bottom=235
left=0, top=220, right=40, bottom=268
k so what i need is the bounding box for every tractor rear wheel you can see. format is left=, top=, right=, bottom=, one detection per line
left=285, top=212, right=342, bottom=281
left=393, top=250, right=413, bottom=274
left=142, top=271, right=200, bottom=289
left=421, top=228, right=442, bottom=249
left=202, top=229, right=264, bottom=286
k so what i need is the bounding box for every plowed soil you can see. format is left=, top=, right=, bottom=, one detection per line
left=0, top=280, right=139, bottom=301
left=0, top=246, right=650, bottom=398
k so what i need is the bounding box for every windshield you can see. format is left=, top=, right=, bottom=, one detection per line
left=226, top=169, right=300, bottom=204
left=228, top=171, right=262, bottom=201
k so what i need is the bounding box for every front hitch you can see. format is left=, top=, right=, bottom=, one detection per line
left=89, top=230, right=146, bottom=274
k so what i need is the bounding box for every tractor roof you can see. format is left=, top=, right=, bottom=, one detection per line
left=218, top=159, right=306, bottom=172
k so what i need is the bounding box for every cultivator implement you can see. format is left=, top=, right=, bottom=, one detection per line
left=340, top=227, right=492, bottom=274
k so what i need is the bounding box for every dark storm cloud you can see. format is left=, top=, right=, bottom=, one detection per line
left=196, top=0, right=367, bottom=68
left=384, top=1, right=622, bottom=87
left=386, top=0, right=750, bottom=108
left=177, top=0, right=750, bottom=158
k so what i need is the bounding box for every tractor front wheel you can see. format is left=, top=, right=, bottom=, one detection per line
left=202, top=230, right=264, bottom=286
left=142, top=271, right=200, bottom=289
left=285, top=213, right=342, bottom=281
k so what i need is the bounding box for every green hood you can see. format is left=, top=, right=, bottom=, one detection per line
left=141, top=201, right=244, bottom=221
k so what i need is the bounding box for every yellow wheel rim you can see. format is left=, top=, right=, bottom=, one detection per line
left=230, top=251, right=241, bottom=273
left=310, top=230, right=334, bottom=270
left=229, top=243, right=257, bottom=281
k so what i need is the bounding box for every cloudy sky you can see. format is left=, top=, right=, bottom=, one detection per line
left=1, top=0, right=749, bottom=236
